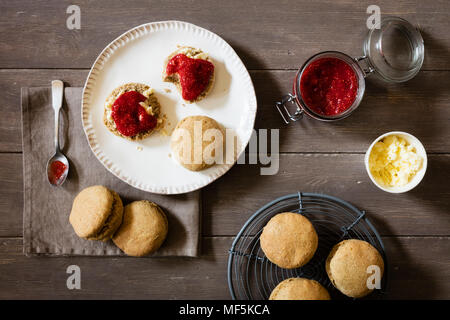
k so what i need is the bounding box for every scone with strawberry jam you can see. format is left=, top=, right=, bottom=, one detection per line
left=103, top=83, right=161, bottom=141
left=163, top=46, right=215, bottom=103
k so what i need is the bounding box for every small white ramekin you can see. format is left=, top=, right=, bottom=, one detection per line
left=365, top=131, right=428, bottom=193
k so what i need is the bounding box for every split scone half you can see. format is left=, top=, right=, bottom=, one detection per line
left=163, top=46, right=215, bottom=103
left=103, top=83, right=162, bottom=141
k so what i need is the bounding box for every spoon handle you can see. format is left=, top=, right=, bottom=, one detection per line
left=51, top=80, right=64, bottom=150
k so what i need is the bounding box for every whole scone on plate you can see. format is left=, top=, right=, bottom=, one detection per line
left=170, top=115, right=225, bottom=171
left=269, top=278, right=331, bottom=300
left=113, top=200, right=168, bottom=257
left=326, top=239, right=385, bottom=298
left=163, top=46, right=215, bottom=103
left=260, top=212, right=318, bottom=269
left=103, top=82, right=162, bottom=141
left=69, top=185, right=124, bottom=241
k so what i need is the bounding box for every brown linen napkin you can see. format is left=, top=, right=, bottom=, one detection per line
left=21, top=87, right=201, bottom=257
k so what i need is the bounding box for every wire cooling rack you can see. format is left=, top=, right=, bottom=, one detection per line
left=227, top=192, right=388, bottom=300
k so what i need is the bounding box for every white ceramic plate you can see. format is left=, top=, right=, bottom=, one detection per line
left=82, top=21, right=257, bottom=194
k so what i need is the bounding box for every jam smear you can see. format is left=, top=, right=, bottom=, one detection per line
left=111, top=91, right=157, bottom=137
left=166, top=54, right=214, bottom=101
left=49, top=160, right=67, bottom=185
left=300, top=57, right=358, bottom=116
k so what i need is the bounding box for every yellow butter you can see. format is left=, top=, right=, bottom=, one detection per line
left=368, top=135, right=422, bottom=187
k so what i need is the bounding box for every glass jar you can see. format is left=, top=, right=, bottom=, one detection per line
left=276, top=16, right=424, bottom=123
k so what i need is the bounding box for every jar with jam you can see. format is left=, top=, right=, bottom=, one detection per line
left=276, top=16, right=424, bottom=123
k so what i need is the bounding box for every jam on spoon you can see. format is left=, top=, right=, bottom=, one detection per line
left=48, top=160, right=68, bottom=185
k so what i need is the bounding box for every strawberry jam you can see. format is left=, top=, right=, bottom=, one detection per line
left=166, top=54, right=214, bottom=101
left=49, top=160, right=67, bottom=185
left=300, top=57, right=358, bottom=116
left=111, top=91, right=157, bottom=137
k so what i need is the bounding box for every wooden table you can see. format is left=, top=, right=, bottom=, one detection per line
left=0, top=0, right=449, bottom=299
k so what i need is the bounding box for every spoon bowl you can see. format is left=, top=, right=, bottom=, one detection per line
left=47, top=151, right=69, bottom=186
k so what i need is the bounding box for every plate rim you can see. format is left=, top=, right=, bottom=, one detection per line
left=81, top=20, right=257, bottom=194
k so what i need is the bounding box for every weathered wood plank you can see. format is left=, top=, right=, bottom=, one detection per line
left=0, top=236, right=448, bottom=299
left=386, top=236, right=450, bottom=300
left=255, top=70, right=450, bottom=153
left=0, top=0, right=448, bottom=302
left=0, top=69, right=88, bottom=152
left=1, top=69, right=450, bottom=153
left=203, top=154, right=450, bottom=237
left=0, top=0, right=449, bottom=70
left=1, top=153, right=449, bottom=237
left=0, top=237, right=231, bottom=300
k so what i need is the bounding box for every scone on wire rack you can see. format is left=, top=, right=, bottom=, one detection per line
left=326, top=239, right=385, bottom=298
left=269, top=278, right=331, bottom=300
left=103, top=82, right=162, bottom=141
left=163, top=46, right=215, bottom=103
left=260, top=212, right=318, bottom=269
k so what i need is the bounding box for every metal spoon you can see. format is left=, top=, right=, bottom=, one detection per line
left=46, top=80, right=69, bottom=186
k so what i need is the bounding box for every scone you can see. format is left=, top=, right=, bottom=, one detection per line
left=326, top=239, right=385, bottom=298
left=269, top=278, right=331, bottom=300
left=103, top=83, right=161, bottom=141
left=69, top=185, right=124, bottom=241
left=260, top=212, right=318, bottom=269
left=163, top=46, right=215, bottom=103
left=170, top=115, right=225, bottom=171
left=112, top=200, right=168, bottom=257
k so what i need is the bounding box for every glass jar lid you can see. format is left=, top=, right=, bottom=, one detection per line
left=363, top=16, right=424, bottom=83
